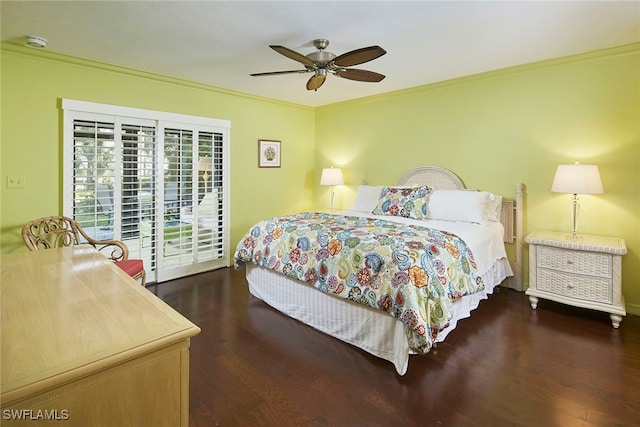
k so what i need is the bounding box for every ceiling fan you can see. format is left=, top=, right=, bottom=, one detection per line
left=250, top=39, right=386, bottom=91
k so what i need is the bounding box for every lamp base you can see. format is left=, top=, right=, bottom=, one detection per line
left=329, top=185, right=335, bottom=212
left=570, top=194, right=580, bottom=241
left=563, top=233, right=583, bottom=242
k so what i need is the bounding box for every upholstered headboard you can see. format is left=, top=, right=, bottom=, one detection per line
left=396, top=166, right=523, bottom=291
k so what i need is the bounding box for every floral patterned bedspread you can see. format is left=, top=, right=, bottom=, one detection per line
left=233, top=212, right=484, bottom=354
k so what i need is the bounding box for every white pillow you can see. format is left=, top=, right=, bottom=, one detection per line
left=487, top=193, right=502, bottom=222
left=351, top=185, right=384, bottom=212
left=428, top=190, right=493, bottom=224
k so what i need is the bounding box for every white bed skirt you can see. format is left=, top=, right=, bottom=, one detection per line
left=245, top=258, right=512, bottom=375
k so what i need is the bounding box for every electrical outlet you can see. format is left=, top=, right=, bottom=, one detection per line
left=6, top=175, right=25, bottom=189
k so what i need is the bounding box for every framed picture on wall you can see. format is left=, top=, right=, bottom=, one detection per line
left=258, top=139, right=281, bottom=168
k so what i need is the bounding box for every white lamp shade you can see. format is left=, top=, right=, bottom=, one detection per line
left=198, top=157, right=212, bottom=171
left=551, top=163, right=603, bottom=195
left=320, top=167, right=344, bottom=186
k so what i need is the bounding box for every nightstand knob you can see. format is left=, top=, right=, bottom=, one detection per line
left=566, top=260, right=574, bottom=265
left=567, top=284, right=575, bottom=289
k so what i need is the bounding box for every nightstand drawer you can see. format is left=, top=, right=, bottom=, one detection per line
left=537, top=269, right=612, bottom=304
left=537, top=246, right=611, bottom=278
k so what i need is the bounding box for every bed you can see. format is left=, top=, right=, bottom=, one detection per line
left=234, top=166, right=524, bottom=375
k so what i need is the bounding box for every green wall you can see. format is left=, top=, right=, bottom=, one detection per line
left=314, top=43, right=640, bottom=314
left=0, top=44, right=315, bottom=254
left=2, top=42, right=639, bottom=314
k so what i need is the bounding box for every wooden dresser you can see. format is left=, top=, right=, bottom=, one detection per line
left=1, top=246, right=200, bottom=426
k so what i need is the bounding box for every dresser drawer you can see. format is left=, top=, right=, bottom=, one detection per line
left=537, top=268, right=612, bottom=304
left=537, top=246, right=611, bottom=278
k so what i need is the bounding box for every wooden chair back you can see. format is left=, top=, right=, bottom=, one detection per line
left=22, top=216, right=129, bottom=263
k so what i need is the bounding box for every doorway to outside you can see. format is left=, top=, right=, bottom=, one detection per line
left=63, top=99, right=230, bottom=283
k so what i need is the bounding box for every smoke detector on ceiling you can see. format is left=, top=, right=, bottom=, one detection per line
left=25, top=36, right=47, bottom=48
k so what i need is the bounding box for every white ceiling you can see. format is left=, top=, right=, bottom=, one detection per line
left=2, top=1, right=639, bottom=107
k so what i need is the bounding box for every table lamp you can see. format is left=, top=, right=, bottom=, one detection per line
left=198, top=157, right=212, bottom=192
left=320, top=167, right=344, bottom=211
left=551, top=162, right=603, bottom=240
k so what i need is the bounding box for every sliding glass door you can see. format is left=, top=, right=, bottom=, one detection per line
left=63, top=100, right=230, bottom=283
left=157, top=125, right=226, bottom=281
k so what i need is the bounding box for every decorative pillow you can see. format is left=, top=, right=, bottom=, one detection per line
left=198, top=192, right=218, bottom=216
left=428, top=190, right=494, bottom=224
left=351, top=185, right=384, bottom=212
left=372, top=186, right=432, bottom=219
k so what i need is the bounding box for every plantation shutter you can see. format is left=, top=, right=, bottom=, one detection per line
left=70, top=119, right=117, bottom=238
left=63, top=100, right=230, bottom=283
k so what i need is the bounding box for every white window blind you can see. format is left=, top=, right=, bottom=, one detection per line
left=71, top=120, right=117, bottom=234
left=63, top=100, right=230, bottom=283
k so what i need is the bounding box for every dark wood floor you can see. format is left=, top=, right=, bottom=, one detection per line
left=151, top=267, right=640, bottom=427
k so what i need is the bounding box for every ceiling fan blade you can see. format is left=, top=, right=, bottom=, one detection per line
left=270, top=45, right=316, bottom=67
left=333, top=46, right=386, bottom=67
left=306, top=74, right=326, bottom=91
left=335, top=69, right=385, bottom=82
left=250, top=70, right=309, bottom=77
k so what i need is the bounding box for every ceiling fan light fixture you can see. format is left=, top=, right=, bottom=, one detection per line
left=252, top=38, right=386, bottom=91
left=307, top=69, right=327, bottom=91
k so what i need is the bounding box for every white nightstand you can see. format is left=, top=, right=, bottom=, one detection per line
left=525, top=230, right=627, bottom=328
